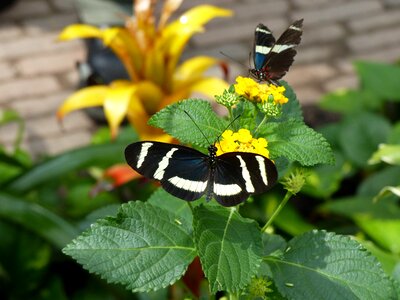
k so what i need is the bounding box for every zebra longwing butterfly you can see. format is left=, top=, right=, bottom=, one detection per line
left=125, top=141, right=277, bottom=207
left=250, top=19, right=303, bottom=85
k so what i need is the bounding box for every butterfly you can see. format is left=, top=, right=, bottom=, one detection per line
left=125, top=141, right=277, bottom=207
left=249, top=19, right=303, bottom=85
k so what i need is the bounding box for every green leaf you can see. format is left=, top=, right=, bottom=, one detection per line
left=388, top=122, right=400, bottom=144
left=263, top=233, right=287, bottom=256
left=339, top=112, right=391, bottom=167
left=5, top=142, right=126, bottom=193
left=356, top=216, right=400, bottom=255
left=0, top=109, right=21, bottom=125
left=357, top=166, right=400, bottom=197
left=266, top=230, right=395, bottom=299
left=271, top=81, right=303, bottom=123
left=355, top=61, right=400, bottom=101
left=319, top=196, right=400, bottom=220
left=302, top=151, right=351, bottom=198
left=273, top=203, right=314, bottom=236
left=147, top=188, right=193, bottom=224
left=149, top=99, right=228, bottom=148
left=91, top=125, right=138, bottom=145
left=359, top=239, right=400, bottom=276
left=369, top=144, right=400, bottom=165
left=0, top=193, right=78, bottom=249
left=319, top=89, right=381, bottom=114
left=262, top=120, right=334, bottom=166
left=63, top=201, right=196, bottom=292
left=374, top=186, right=400, bottom=202
left=193, top=205, right=263, bottom=293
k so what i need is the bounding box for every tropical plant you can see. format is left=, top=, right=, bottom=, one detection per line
left=57, top=0, right=231, bottom=141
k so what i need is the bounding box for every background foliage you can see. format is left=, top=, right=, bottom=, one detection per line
left=1, top=60, right=400, bottom=299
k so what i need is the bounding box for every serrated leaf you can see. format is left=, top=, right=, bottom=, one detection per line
left=266, top=230, right=396, bottom=299
left=355, top=61, right=400, bottom=101
left=148, top=99, right=228, bottom=148
left=63, top=201, right=196, bottom=292
left=147, top=188, right=193, bottom=224
left=274, top=81, right=303, bottom=123
left=193, top=205, right=263, bottom=293
left=262, top=120, right=334, bottom=166
left=339, top=112, right=391, bottom=167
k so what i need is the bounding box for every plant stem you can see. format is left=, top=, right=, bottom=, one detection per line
left=187, top=202, right=194, bottom=214
left=261, top=191, right=293, bottom=233
left=253, top=114, right=267, bottom=135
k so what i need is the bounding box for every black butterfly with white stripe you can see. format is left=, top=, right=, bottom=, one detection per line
left=250, top=19, right=303, bottom=85
left=125, top=141, right=277, bottom=207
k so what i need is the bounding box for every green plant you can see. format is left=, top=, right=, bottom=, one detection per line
left=61, top=75, right=397, bottom=298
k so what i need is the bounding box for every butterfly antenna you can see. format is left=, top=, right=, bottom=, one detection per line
left=183, top=110, right=211, bottom=145
left=219, top=51, right=248, bottom=69
left=215, top=114, right=241, bottom=142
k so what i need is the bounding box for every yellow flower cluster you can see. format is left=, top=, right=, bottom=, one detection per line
left=234, top=76, right=288, bottom=105
left=216, top=129, right=270, bottom=158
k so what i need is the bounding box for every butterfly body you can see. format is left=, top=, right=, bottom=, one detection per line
left=250, top=19, right=303, bottom=84
left=125, top=141, right=277, bottom=207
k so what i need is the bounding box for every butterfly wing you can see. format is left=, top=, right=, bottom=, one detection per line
left=125, top=141, right=210, bottom=201
left=213, top=152, right=278, bottom=207
left=253, top=23, right=276, bottom=70
left=260, top=19, right=303, bottom=81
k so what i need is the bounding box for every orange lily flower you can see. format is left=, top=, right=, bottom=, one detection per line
left=57, top=0, right=232, bottom=141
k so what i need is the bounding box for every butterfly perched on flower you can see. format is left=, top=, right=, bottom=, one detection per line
left=250, top=19, right=303, bottom=85
left=125, top=130, right=277, bottom=207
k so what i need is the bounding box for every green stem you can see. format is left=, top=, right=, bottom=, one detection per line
left=187, top=202, right=194, bottom=214
left=227, top=106, right=233, bottom=121
left=261, top=191, right=293, bottom=233
left=228, top=291, right=239, bottom=300
left=253, top=114, right=267, bottom=135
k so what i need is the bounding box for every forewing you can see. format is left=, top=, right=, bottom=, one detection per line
left=213, top=152, right=278, bottom=207
left=262, top=19, right=303, bottom=80
left=125, top=141, right=209, bottom=201
left=253, top=23, right=275, bottom=70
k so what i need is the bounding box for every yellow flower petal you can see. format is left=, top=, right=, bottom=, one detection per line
left=144, top=48, right=165, bottom=86
left=57, top=86, right=108, bottom=119
left=102, top=28, right=143, bottom=81
left=58, top=24, right=103, bottom=41
left=173, top=56, right=224, bottom=89
left=126, top=95, right=171, bottom=143
left=103, top=85, right=136, bottom=138
left=161, top=5, right=232, bottom=79
left=158, top=0, right=183, bottom=29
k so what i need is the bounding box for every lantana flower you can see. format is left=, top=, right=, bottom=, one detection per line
left=216, top=129, right=270, bottom=158
left=57, top=0, right=232, bottom=141
left=234, top=76, right=288, bottom=116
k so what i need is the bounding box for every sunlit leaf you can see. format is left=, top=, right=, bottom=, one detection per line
left=63, top=201, right=196, bottom=292
left=266, top=230, right=396, bottom=299
left=193, top=205, right=263, bottom=293
left=369, top=144, right=400, bottom=165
